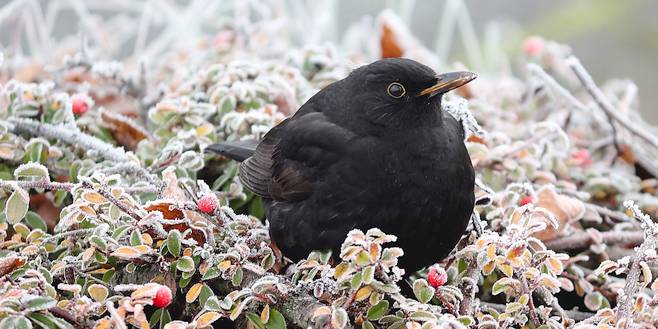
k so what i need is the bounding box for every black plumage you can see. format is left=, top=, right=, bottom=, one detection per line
left=207, top=58, right=476, bottom=273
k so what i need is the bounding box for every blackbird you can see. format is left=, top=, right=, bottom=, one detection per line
left=207, top=58, right=476, bottom=273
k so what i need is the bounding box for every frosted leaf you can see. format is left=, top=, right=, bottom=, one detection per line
left=14, top=162, right=49, bottom=180
left=443, top=98, right=485, bottom=139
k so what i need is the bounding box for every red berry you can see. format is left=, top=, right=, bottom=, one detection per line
left=523, top=36, right=544, bottom=56
left=197, top=194, right=218, bottom=214
left=427, top=266, right=447, bottom=288
left=71, top=94, right=89, bottom=115
left=519, top=196, right=534, bottom=206
left=152, top=285, right=172, bottom=308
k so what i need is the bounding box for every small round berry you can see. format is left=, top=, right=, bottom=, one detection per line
left=427, top=266, right=447, bottom=288
left=152, top=285, right=172, bottom=308
left=523, top=36, right=545, bottom=56
left=519, top=196, right=534, bottom=206
left=71, top=94, right=90, bottom=115
left=197, top=194, right=218, bottom=214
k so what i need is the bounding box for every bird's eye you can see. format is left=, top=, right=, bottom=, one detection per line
left=386, top=82, right=406, bottom=99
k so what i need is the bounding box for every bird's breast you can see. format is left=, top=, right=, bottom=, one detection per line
left=340, top=130, right=463, bottom=208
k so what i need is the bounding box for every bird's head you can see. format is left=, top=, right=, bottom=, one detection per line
left=336, top=58, right=476, bottom=132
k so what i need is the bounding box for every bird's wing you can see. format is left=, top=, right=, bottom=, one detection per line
left=240, top=112, right=354, bottom=201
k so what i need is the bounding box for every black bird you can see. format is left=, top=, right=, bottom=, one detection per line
left=207, top=58, right=476, bottom=273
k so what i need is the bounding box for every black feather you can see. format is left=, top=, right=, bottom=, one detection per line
left=205, top=140, right=258, bottom=162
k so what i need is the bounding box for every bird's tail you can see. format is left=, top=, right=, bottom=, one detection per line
left=205, top=140, right=258, bottom=162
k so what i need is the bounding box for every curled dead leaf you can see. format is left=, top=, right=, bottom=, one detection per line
left=533, top=186, right=586, bottom=241
left=0, top=255, right=26, bottom=277
left=100, top=109, right=149, bottom=151
left=144, top=201, right=206, bottom=245
left=380, top=23, right=403, bottom=58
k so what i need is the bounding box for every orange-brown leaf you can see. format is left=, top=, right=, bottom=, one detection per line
left=380, top=23, right=403, bottom=58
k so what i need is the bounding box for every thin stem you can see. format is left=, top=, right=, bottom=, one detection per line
left=80, top=179, right=143, bottom=221
left=567, top=57, right=658, bottom=151
left=520, top=275, right=539, bottom=326
left=544, top=230, right=644, bottom=251
left=458, top=258, right=479, bottom=316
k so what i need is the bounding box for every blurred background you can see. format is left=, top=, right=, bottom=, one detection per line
left=1, top=0, right=656, bottom=123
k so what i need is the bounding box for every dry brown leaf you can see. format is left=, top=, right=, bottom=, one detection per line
left=100, top=109, right=149, bottom=151
left=14, top=62, right=45, bottom=82
left=144, top=201, right=206, bottom=245
left=619, top=144, right=636, bottom=165
left=29, top=193, right=60, bottom=229
left=533, top=186, right=586, bottom=241
left=380, top=23, right=403, bottom=58
left=0, top=255, right=26, bottom=277
left=144, top=201, right=185, bottom=220
left=467, top=135, right=486, bottom=145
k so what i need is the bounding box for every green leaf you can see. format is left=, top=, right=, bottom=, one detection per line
left=150, top=308, right=163, bottom=328
left=219, top=94, right=237, bottom=114
left=102, top=269, right=115, bottom=283
left=265, top=309, right=286, bottom=329
left=108, top=204, right=120, bottom=220
left=361, top=321, right=375, bottom=329
left=5, top=188, right=29, bottom=224
left=249, top=196, right=265, bottom=219
left=199, top=284, right=214, bottom=307
left=211, top=162, right=238, bottom=191
left=27, top=313, right=57, bottom=329
left=130, top=229, right=142, bottom=246
left=505, top=302, right=524, bottom=313
left=69, top=161, right=81, bottom=183
left=412, top=279, right=435, bottom=304
left=362, top=266, right=375, bottom=284
left=176, top=256, right=195, bottom=272
left=178, top=275, right=193, bottom=289
left=167, top=230, right=182, bottom=257
left=14, top=163, right=49, bottom=180
left=355, top=251, right=371, bottom=266
left=38, top=267, right=53, bottom=284
left=330, top=308, right=348, bottom=329
left=350, top=271, right=363, bottom=290
left=111, top=225, right=131, bottom=240
left=457, top=316, right=474, bottom=326
left=26, top=142, right=47, bottom=164
left=232, top=267, right=243, bottom=286
left=161, top=309, right=171, bottom=329
left=0, top=316, right=32, bottom=329
left=366, top=300, right=389, bottom=321
left=21, top=295, right=56, bottom=312
left=492, top=278, right=516, bottom=296
left=25, top=211, right=47, bottom=231
left=246, top=313, right=266, bottom=329
left=584, top=291, right=605, bottom=311
left=409, top=310, right=437, bottom=322
left=53, top=190, right=68, bottom=207
left=202, top=267, right=220, bottom=281
left=90, top=236, right=107, bottom=252
left=204, top=296, right=222, bottom=311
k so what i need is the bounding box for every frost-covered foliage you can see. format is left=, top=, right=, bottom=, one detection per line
left=2, top=1, right=658, bottom=329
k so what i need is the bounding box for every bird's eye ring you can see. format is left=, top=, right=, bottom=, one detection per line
left=386, top=82, right=406, bottom=99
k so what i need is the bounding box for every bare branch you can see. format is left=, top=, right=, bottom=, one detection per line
left=544, top=230, right=644, bottom=251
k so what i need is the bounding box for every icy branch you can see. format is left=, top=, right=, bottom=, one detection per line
left=544, top=230, right=644, bottom=251
left=7, top=117, right=130, bottom=163
left=567, top=56, right=658, bottom=151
